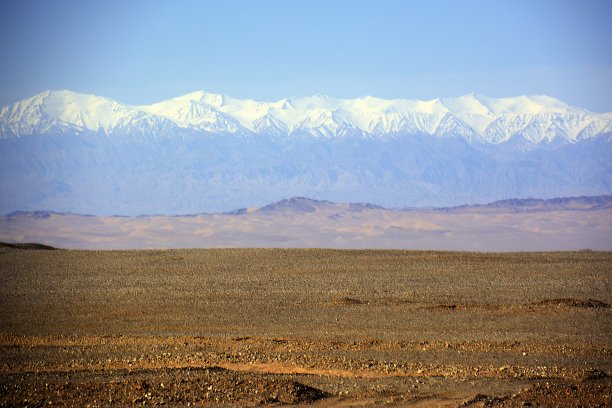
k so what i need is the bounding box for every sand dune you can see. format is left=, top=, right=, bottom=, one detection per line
left=1, top=196, right=611, bottom=250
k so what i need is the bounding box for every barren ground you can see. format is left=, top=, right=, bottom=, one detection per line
left=0, top=247, right=610, bottom=406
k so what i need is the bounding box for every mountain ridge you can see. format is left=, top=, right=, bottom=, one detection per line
left=2, top=90, right=611, bottom=144
left=6, top=195, right=611, bottom=218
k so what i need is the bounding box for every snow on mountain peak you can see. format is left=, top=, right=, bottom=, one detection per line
left=172, top=90, right=226, bottom=107
left=1, top=90, right=610, bottom=143
left=0, top=90, right=157, bottom=137
left=440, top=94, right=491, bottom=115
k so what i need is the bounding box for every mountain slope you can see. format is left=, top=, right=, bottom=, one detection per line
left=0, top=90, right=611, bottom=215
left=0, top=90, right=185, bottom=139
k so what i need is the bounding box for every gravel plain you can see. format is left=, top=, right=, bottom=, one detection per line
left=0, top=246, right=610, bottom=406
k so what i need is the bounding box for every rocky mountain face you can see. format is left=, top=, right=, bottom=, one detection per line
left=0, top=90, right=610, bottom=215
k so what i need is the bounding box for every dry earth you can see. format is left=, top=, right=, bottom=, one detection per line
left=0, top=247, right=610, bottom=406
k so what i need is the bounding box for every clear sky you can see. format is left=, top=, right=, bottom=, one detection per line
left=1, top=0, right=611, bottom=111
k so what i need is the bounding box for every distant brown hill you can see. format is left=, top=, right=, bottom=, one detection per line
left=0, top=242, right=57, bottom=250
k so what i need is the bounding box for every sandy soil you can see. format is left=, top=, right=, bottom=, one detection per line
left=0, top=247, right=610, bottom=406
left=2, top=205, right=612, bottom=251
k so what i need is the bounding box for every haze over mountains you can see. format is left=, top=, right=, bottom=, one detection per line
left=1, top=90, right=611, bottom=215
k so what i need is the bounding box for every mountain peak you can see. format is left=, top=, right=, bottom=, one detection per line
left=440, top=94, right=491, bottom=116
left=172, top=91, right=226, bottom=107
left=0, top=89, right=149, bottom=137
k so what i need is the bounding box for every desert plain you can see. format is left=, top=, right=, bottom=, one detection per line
left=0, top=246, right=610, bottom=407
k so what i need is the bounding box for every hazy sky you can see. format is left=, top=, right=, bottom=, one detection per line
left=1, top=0, right=611, bottom=111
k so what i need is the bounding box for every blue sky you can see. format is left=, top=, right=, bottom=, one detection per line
left=1, top=0, right=611, bottom=111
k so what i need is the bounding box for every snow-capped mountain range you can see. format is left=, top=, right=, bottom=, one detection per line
left=2, top=90, right=611, bottom=143
left=0, top=90, right=611, bottom=215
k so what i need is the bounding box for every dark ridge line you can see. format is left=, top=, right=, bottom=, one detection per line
left=0, top=242, right=57, bottom=250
